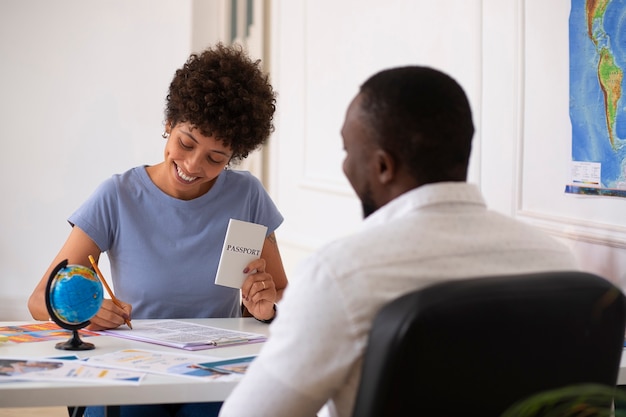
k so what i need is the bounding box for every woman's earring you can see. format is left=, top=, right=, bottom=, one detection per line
left=162, top=131, right=170, bottom=139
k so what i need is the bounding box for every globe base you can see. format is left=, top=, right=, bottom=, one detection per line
left=55, top=329, right=95, bottom=351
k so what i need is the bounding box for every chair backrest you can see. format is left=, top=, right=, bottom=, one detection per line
left=351, top=271, right=626, bottom=417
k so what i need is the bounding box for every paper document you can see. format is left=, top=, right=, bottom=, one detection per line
left=194, top=355, right=256, bottom=375
left=85, top=349, right=229, bottom=379
left=0, top=357, right=144, bottom=384
left=100, top=320, right=266, bottom=351
left=0, top=322, right=99, bottom=343
left=215, top=218, right=268, bottom=289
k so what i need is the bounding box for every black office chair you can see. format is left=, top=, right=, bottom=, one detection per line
left=351, top=271, right=626, bottom=417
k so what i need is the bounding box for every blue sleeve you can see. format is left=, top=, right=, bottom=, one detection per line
left=230, top=170, right=283, bottom=237
left=67, top=177, right=118, bottom=252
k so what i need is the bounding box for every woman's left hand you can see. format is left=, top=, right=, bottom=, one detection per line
left=241, top=258, right=277, bottom=321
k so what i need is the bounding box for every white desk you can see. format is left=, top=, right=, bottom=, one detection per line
left=2, top=319, right=626, bottom=410
left=0, top=318, right=269, bottom=408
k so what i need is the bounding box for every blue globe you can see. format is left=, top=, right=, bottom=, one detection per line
left=50, top=264, right=103, bottom=325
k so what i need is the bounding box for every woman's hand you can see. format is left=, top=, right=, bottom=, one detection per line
left=241, top=258, right=277, bottom=321
left=86, top=298, right=132, bottom=331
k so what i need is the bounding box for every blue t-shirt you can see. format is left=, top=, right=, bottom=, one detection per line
left=69, top=166, right=283, bottom=319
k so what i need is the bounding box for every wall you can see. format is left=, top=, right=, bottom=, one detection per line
left=268, top=0, right=483, bottom=276
left=2, top=0, right=625, bottom=320
left=496, top=0, right=626, bottom=286
left=267, top=0, right=626, bottom=288
left=0, top=0, right=224, bottom=320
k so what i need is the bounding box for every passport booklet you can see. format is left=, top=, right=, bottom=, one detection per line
left=214, top=218, right=268, bottom=289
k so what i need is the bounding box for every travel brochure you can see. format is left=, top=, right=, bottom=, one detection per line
left=85, top=349, right=230, bottom=379
left=0, top=357, right=145, bottom=384
left=0, top=350, right=256, bottom=384
left=0, top=322, right=99, bottom=344
left=195, top=355, right=256, bottom=375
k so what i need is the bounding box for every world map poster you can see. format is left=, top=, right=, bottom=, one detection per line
left=566, top=0, right=626, bottom=197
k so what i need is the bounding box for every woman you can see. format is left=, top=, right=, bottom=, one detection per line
left=27, top=43, right=286, bottom=417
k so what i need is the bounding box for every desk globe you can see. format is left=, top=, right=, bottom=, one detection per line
left=45, top=259, right=104, bottom=350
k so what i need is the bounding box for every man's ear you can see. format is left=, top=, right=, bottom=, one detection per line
left=375, top=149, right=396, bottom=185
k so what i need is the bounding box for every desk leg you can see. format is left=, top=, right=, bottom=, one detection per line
left=104, top=406, right=120, bottom=417
left=68, top=406, right=85, bottom=417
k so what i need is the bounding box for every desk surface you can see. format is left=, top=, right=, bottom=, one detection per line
left=0, top=318, right=269, bottom=408
left=3, top=319, right=626, bottom=408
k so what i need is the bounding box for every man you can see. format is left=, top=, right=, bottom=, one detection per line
left=219, top=66, right=577, bottom=417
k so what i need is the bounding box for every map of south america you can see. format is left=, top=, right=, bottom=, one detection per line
left=568, top=0, right=626, bottom=195
left=587, top=0, right=623, bottom=149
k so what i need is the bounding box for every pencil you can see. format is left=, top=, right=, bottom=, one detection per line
left=88, top=255, right=133, bottom=329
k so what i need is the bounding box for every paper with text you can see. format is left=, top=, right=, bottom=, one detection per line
left=100, top=320, right=266, bottom=350
left=0, top=357, right=144, bottom=384
left=85, top=349, right=231, bottom=379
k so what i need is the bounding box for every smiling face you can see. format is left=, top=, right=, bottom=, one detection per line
left=154, top=121, right=233, bottom=200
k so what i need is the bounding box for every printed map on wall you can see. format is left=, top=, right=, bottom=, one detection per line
left=566, top=0, right=626, bottom=197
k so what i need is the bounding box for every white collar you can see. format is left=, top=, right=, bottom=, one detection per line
left=362, top=182, right=485, bottom=229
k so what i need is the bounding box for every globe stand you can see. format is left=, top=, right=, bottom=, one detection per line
left=45, top=259, right=97, bottom=351
left=54, top=329, right=95, bottom=351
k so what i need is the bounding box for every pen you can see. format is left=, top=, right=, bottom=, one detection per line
left=209, top=337, right=249, bottom=347
left=88, top=255, right=133, bottom=329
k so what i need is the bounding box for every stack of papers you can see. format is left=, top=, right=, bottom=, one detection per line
left=85, top=349, right=255, bottom=380
left=100, top=320, right=266, bottom=350
left=0, top=350, right=256, bottom=384
left=0, top=320, right=262, bottom=384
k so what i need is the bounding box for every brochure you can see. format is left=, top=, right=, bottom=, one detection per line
left=0, top=322, right=99, bottom=344
left=85, top=349, right=228, bottom=379
left=194, top=355, right=256, bottom=375
left=0, top=357, right=144, bottom=384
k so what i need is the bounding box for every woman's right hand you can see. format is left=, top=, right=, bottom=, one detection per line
left=86, top=298, right=132, bottom=331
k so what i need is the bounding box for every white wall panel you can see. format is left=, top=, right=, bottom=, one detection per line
left=0, top=0, right=215, bottom=320
left=269, top=0, right=483, bottom=277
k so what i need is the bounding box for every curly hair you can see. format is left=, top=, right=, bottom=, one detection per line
left=165, top=43, right=276, bottom=162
